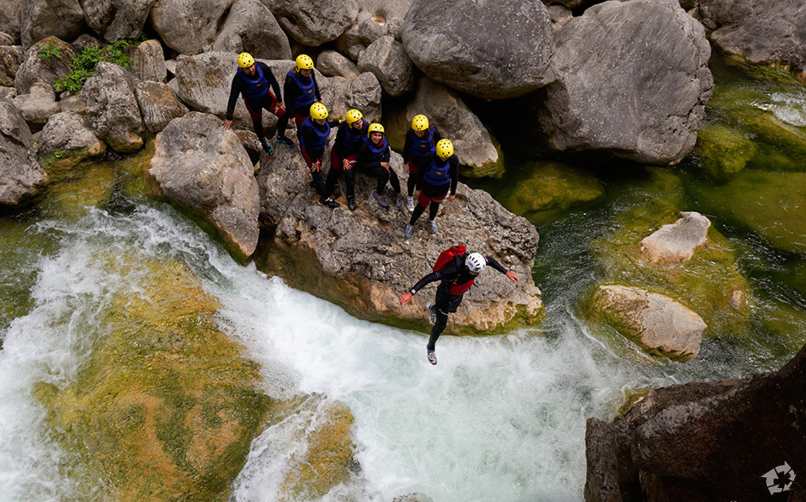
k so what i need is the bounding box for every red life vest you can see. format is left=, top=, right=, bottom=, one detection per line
left=433, top=244, right=476, bottom=296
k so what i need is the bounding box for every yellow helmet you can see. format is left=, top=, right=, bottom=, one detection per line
left=411, top=114, right=429, bottom=132
left=295, top=54, right=314, bottom=71
left=310, top=102, right=328, bottom=121
left=436, top=139, right=454, bottom=160
left=367, top=122, right=385, bottom=135
left=345, top=109, right=363, bottom=125
left=237, top=52, right=255, bottom=69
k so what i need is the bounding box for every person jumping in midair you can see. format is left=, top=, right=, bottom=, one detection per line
left=399, top=245, right=518, bottom=365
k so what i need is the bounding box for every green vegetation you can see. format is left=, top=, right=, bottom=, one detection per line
left=37, top=42, right=62, bottom=63
left=54, top=40, right=133, bottom=93
left=695, top=124, right=757, bottom=180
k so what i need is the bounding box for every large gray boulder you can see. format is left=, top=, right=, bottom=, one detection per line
left=135, top=80, right=188, bottom=133
left=14, top=37, right=75, bottom=94
left=0, top=1, right=22, bottom=44
left=357, top=35, right=415, bottom=96
left=0, top=87, right=16, bottom=100
left=591, top=285, right=706, bottom=359
left=0, top=101, right=47, bottom=206
left=256, top=146, right=543, bottom=333
left=697, top=0, right=805, bottom=74
left=12, top=81, right=60, bottom=126
left=80, top=62, right=145, bottom=153
left=0, top=45, right=23, bottom=87
left=37, top=111, right=105, bottom=169
left=539, top=0, right=713, bottom=165
left=320, top=72, right=382, bottom=122
left=149, top=0, right=234, bottom=55
left=267, top=0, right=359, bottom=46
left=317, top=50, right=360, bottom=79
left=585, top=344, right=806, bottom=501
left=130, top=39, right=167, bottom=82
left=80, top=0, right=157, bottom=41
left=147, top=112, right=260, bottom=261
left=640, top=211, right=711, bottom=264
left=401, top=0, right=554, bottom=99
left=387, top=78, right=503, bottom=177
left=213, top=0, right=291, bottom=60
left=21, top=0, right=85, bottom=48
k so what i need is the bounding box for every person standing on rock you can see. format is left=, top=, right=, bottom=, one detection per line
left=325, top=109, right=367, bottom=211
left=224, top=52, right=292, bottom=155
left=298, top=102, right=339, bottom=208
left=357, top=123, right=402, bottom=209
left=404, top=139, right=458, bottom=240
left=403, top=114, right=442, bottom=211
left=399, top=245, right=519, bottom=365
left=281, top=54, right=323, bottom=134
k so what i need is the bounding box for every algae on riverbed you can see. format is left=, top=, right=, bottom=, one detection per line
left=35, top=258, right=272, bottom=500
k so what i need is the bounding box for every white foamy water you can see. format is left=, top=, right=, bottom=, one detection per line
left=753, top=91, right=806, bottom=127
left=0, top=205, right=660, bottom=501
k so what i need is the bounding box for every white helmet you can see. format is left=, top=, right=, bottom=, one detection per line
left=465, top=253, right=486, bottom=274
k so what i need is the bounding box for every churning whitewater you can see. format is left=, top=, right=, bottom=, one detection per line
left=0, top=205, right=663, bottom=501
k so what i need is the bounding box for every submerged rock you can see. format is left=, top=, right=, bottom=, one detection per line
left=80, top=62, right=145, bottom=153
left=585, top=343, right=806, bottom=501
left=640, top=212, right=711, bottom=265
left=401, top=0, right=554, bottom=99
left=695, top=123, right=757, bottom=179
left=539, top=0, right=712, bottom=164
left=0, top=100, right=47, bottom=206
left=35, top=258, right=273, bottom=500
left=147, top=112, right=260, bottom=261
left=257, top=146, right=542, bottom=333
left=37, top=111, right=106, bottom=170
left=591, top=285, right=706, bottom=359
left=501, top=161, right=604, bottom=225
left=689, top=170, right=806, bottom=254
left=385, top=78, right=503, bottom=177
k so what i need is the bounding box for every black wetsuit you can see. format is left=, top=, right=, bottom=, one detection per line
left=225, top=62, right=284, bottom=142
left=408, top=254, right=508, bottom=351
left=358, top=136, right=401, bottom=195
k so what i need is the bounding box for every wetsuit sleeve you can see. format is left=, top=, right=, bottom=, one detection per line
left=298, top=123, right=309, bottom=149
left=449, top=156, right=459, bottom=195
left=381, top=145, right=391, bottom=163
left=409, top=271, right=443, bottom=294
left=283, top=75, right=297, bottom=111
left=485, top=256, right=509, bottom=274
left=225, top=74, right=242, bottom=121
left=313, top=74, right=321, bottom=101
left=261, top=63, right=282, bottom=101
left=433, top=127, right=443, bottom=143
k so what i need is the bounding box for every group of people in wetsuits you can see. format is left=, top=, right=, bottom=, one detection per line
left=226, top=52, right=518, bottom=365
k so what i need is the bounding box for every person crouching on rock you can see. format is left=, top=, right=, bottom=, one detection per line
left=325, top=108, right=367, bottom=211
left=399, top=244, right=518, bottom=365
left=224, top=52, right=291, bottom=154
left=281, top=54, right=322, bottom=137
left=299, top=102, right=339, bottom=208
left=404, top=139, right=458, bottom=240
left=403, top=114, right=442, bottom=212
left=358, top=123, right=402, bottom=209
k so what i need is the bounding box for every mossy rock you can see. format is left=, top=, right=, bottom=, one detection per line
left=695, top=124, right=757, bottom=180
left=42, top=163, right=117, bottom=219
left=589, top=169, right=751, bottom=339
left=502, top=161, right=604, bottom=225
left=281, top=401, right=356, bottom=500
left=35, top=258, right=273, bottom=500
left=688, top=170, right=806, bottom=254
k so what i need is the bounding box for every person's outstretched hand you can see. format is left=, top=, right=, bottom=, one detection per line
left=223, top=119, right=233, bottom=129
left=505, top=271, right=519, bottom=283
left=399, top=292, right=413, bottom=305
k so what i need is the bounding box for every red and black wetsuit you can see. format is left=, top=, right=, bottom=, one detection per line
left=325, top=121, right=368, bottom=202
left=225, top=62, right=286, bottom=142
left=408, top=154, right=459, bottom=226
left=403, top=126, right=442, bottom=197
left=408, top=254, right=508, bottom=351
